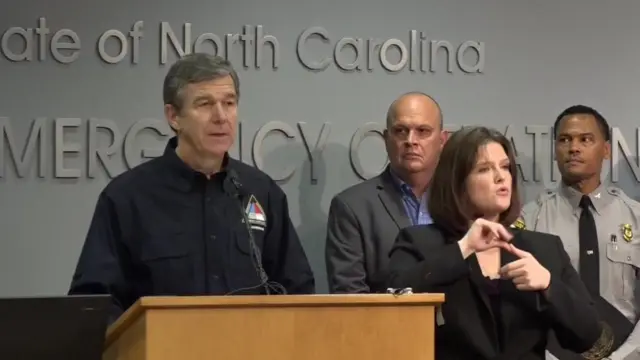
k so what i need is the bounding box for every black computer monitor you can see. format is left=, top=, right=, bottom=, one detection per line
left=0, top=294, right=111, bottom=360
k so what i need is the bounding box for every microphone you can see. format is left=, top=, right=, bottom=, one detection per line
left=225, top=169, right=286, bottom=295
left=226, top=169, right=244, bottom=197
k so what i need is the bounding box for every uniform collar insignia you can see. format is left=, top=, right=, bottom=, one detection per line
left=559, top=183, right=613, bottom=215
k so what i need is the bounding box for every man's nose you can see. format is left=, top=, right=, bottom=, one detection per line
left=568, top=139, right=581, bottom=153
left=406, top=130, right=418, bottom=144
left=211, top=103, right=228, bottom=123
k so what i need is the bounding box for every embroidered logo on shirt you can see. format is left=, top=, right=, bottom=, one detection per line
left=245, top=195, right=267, bottom=231
left=511, top=217, right=526, bottom=230
left=621, top=224, right=633, bottom=242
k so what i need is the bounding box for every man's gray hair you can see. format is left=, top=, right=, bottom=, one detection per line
left=163, top=53, right=240, bottom=111
left=385, top=91, right=443, bottom=129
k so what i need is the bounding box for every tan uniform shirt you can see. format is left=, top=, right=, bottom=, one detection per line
left=521, top=183, right=640, bottom=360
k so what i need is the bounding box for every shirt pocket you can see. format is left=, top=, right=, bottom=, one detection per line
left=228, top=223, right=267, bottom=292
left=606, top=242, right=640, bottom=302
left=139, top=233, right=193, bottom=295
left=234, top=219, right=265, bottom=256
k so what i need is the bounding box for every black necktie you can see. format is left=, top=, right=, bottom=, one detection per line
left=579, top=195, right=600, bottom=296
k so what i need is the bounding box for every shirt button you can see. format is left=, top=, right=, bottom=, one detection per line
left=212, top=275, right=219, bottom=280
left=628, top=256, right=632, bottom=261
left=206, top=197, right=211, bottom=202
left=210, top=235, right=216, bottom=240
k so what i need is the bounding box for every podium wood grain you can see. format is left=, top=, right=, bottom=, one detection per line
left=102, top=294, right=444, bottom=360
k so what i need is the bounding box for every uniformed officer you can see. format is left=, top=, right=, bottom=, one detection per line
left=520, top=105, right=640, bottom=360
left=68, top=53, right=316, bottom=323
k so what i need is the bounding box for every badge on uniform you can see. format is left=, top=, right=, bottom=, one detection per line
left=245, top=195, right=267, bottom=231
left=511, top=217, right=526, bottom=230
left=621, top=224, right=633, bottom=242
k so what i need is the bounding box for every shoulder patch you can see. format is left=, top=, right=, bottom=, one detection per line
left=511, top=217, right=526, bottom=230
left=245, top=195, right=267, bottom=231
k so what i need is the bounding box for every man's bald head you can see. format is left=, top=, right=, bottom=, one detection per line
left=386, top=92, right=443, bottom=130
left=384, top=91, right=446, bottom=179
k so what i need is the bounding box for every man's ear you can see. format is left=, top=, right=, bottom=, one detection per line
left=164, top=104, right=180, bottom=132
left=603, top=140, right=611, bottom=160
left=440, top=130, right=449, bottom=147
left=383, top=129, right=392, bottom=153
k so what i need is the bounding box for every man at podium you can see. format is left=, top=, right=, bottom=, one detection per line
left=68, top=53, right=316, bottom=323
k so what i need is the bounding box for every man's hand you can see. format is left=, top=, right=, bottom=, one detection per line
left=499, top=244, right=551, bottom=291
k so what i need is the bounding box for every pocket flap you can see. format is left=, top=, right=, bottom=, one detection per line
left=606, top=243, right=640, bottom=266
left=140, top=235, right=189, bottom=261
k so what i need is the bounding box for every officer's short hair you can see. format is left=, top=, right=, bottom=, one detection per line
left=428, top=126, right=521, bottom=236
left=553, top=105, right=610, bottom=141
left=163, top=53, right=240, bottom=113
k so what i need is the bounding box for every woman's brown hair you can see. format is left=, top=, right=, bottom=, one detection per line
left=427, top=126, right=521, bottom=237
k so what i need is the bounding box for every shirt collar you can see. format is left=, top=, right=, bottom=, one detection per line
left=161, top=136, right=232, bottom=192
left=559, top=181, right=613, bottom=215
left=388, top=167, right=428, bottom=200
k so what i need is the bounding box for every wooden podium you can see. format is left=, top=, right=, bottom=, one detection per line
left=102, top=293, right=445, bottom=360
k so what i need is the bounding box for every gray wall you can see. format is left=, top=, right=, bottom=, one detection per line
left=1, top=0, right=639, bottom=296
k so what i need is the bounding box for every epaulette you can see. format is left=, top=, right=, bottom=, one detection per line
left=537, top=188, right=557, bottom=204
left=606, top=186, right=623, bottom=197
left=608, top=186, right=640, bottom=211
left=514, top=188, right=557, bottom=230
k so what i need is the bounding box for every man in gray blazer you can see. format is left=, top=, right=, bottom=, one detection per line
left=325, top=92, right=446, bottom=293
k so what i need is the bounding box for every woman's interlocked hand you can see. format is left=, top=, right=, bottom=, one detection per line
left=459, top=218, right=514, bottom=253
left=500, top=244, right=551, bottom=291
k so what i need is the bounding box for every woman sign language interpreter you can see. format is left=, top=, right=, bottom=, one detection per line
left=386, top=126, right=612, bottom=360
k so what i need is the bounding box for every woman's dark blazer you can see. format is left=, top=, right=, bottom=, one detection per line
left=387, top=224, right=608, bottom=360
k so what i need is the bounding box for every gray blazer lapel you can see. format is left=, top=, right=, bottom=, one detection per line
left=377, top=170, right=411, bottom=229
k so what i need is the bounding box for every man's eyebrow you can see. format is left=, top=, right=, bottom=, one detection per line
left=558, top=131, right=595, bottom=137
